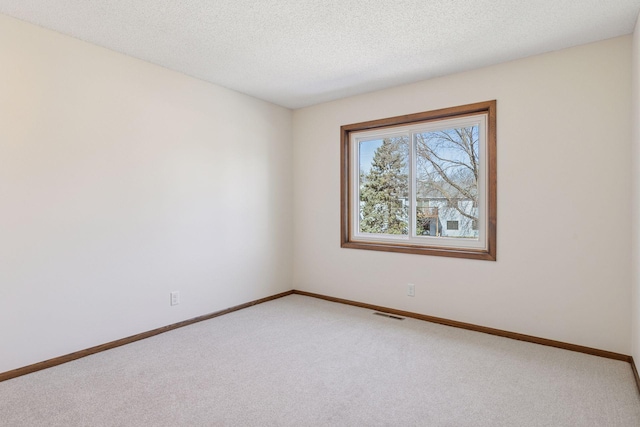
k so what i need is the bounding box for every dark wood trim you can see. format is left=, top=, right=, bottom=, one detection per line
left=486, top=100, right=497, bottom=260
left=340, top=100, right=497, bottom=261
left=340, top=101, right=496, bottom=133
left=5, top=288, right=637, bottom=395
left=0, top=290, right=294, bottom=383
left=293, top=290, right=631, bottom=362
left=340, top=241, right=496, bottom=261
left=340, top=116, right=350, bottom=252
left=631, top=357, right=640, bottom=396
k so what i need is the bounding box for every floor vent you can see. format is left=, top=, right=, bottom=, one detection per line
left=373, top=312, right=405, bottom=320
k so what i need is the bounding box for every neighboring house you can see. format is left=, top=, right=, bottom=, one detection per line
left=416, top=197, right=478, bottom=238
left=360, top=194, right=479, bottom=238
left=415, top=179, right=479, bottom=239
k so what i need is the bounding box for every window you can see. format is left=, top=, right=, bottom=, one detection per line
left=340, top=101, right=496, bottom=261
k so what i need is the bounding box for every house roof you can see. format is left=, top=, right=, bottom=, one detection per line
left=1, top=1, right=639, bottom=109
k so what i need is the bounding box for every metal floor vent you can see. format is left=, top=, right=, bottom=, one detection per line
left=373, top=312, right=405, bottom=320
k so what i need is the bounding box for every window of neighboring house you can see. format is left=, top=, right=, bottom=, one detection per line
left=340, top=100, right=496, bottom=261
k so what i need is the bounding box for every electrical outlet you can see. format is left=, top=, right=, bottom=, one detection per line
left=170, top=291, right=180, bottom=306
left=407, top=283, right=415, bottom=297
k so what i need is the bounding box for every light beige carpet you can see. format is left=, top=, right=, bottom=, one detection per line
left=1, top=294, right=639, bottom=426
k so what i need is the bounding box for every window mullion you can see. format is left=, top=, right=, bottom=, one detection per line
left=409, top=132, right=416, bottom=241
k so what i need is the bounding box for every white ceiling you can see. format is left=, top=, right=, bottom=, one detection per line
left=1, top=1, right=639, bottom=109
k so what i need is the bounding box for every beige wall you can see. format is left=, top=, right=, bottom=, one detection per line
left=632, top=13, right=640, bottom=361
left=0, top=15, right=293, bottom=373
left=293, top=36, right=632, bottom=354
left=1, top=12, right=636, bottom=375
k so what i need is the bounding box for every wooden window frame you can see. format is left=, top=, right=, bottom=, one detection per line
left=340, top=100, right=497, bottom=261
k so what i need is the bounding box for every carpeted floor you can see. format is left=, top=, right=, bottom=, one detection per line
left=1, top=294, right=639, bottom=426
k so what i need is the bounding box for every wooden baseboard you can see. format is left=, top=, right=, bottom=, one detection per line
left=4, top=288, right=639, bottom=398
left=0, top=290, right=294, bottom=383
left=631, top=357, right=640, bottom=396
left=294, top=290, right=640, bottom=396
left=292, top=290, right=632, bottom=363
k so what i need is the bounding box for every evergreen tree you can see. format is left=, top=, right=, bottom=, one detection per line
left=359, top=137, right=409, bottom=234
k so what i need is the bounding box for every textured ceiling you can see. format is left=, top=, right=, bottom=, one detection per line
left=1, top=1, right=639, bottom=108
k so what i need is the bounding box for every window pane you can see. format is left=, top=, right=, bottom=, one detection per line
left=359, top=136, right=409, bottom=235
left=342, top=101, right=495, bottom=260
left=415, top=126, right=479, bottom=239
